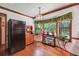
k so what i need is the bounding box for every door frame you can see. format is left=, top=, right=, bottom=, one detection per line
left=0, top=13, right=7, bottom=49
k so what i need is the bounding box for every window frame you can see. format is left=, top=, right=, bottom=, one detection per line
left=59, top=17, right=72, bottom=42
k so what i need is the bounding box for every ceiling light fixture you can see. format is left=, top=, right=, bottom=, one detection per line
left=35, top=7, right=43, bottom=20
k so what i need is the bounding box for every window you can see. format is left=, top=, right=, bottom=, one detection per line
left=35, top=12, right=72, bottom=41
left=44, top=22, right=56, bottom=34
left=57, top=12, right=72, bottom=41
left=35, top=23, right=43, bottom=34
left=35, top=22, right=56, bottom=35
left=59, top=19, right=70, bottom=40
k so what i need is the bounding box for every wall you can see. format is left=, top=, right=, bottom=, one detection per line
left=0, top=8, right=34, bottom=44
left=42, top=5, right=79, bottom=55
left=0, top=8, right=34, bottom=26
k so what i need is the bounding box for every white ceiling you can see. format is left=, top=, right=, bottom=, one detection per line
left=0, top=3, right=71, bottom=17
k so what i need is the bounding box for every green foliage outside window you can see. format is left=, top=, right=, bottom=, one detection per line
left=59, top=19, right=70, bottom=40
left=35, top=23, right=43, bottom=34
left=35, top=22, right=56, bottom=34
left=44, top=23, right=56, bottom=32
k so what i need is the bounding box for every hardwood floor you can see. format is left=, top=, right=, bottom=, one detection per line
left=0, top=45, right=5, bottom=56
left=11, top=42, right=74, bottom=56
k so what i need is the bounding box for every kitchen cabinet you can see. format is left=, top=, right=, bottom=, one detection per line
left=26, top=32, right=34, bottom=45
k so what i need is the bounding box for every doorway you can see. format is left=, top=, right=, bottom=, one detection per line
left=0, top=17, right=2, bottom=46
left=0, top=13, right=7, bottom=56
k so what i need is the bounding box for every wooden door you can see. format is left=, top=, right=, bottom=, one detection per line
left=26, top=32, right=30, bottom=45
left=0, top=17, right=2, bottom=46
left=30, top=34, right=34, bottom=43
left=0, top=14, right=7, bottom=56
left=26, top=32, right=34, bottom=45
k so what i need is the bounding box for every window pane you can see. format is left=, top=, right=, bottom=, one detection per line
left=35, top=22, right=56, bottom=35
left=59, top=19, right=70, bottom=40
left=35, top=23, right=43, bottom=34
left=44, top=22, right=56, bottom=34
